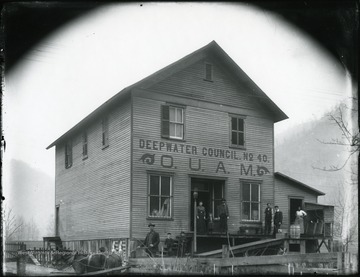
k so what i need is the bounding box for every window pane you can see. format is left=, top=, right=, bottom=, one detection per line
left=231, top=132, right=238, bottom=145
left=176, top=108, right=183, bottom=123
left=161, top=176, right=171, bottom=196
left=150, top=176, right=159, bottom=195
left=242, top=183, right=250, bottom=201
left=242, top=202, right=250, bottom=220
left=238, top=118, right=244, bottom=131
left=150, top=196, right=160, bottom=216
left=169, top=107, right=175, bottom=121
left=251, top=184, right=259, bottom=201
left=214, top=184, right=223, bottom=199
left=238, top=133, right=244, bottom=146
left=175, top=124, right=183, bottom=138
left=251, top=203, right=259, bottom=220
left=231, top=117, right=237, bottom=131
left=214, top=199, right=222, bottom=218
left=160, top=197, right=171, bottom=217
left=170, top=123, right=175, bottom=137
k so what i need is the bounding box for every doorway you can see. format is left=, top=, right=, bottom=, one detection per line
left=190, top=178, right=225, bottom=231
left=289, top=198, right=303, bottom=225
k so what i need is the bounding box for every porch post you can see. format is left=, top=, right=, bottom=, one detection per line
left=193, top=190, right=198, bottom=253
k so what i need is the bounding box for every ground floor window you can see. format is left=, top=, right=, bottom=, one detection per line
left=148, top=174, right=172, bottom=218
left=241, top=182, right=260, bottom=221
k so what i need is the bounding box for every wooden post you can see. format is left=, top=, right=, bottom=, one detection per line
left=17, top=243, right=26, bottom=276
left=222, top=245, right=229, bottom=258
left=337, top=252, right=343, bottom=273
left=300, top=240, right=306, bottom=254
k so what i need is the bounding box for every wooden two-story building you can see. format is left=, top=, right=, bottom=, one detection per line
left=47, top=41, right=332, bottom=256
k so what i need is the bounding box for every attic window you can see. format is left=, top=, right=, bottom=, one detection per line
left=65, top=141, right=72, bottom=169
left=204, top=63, right=213, bottom=81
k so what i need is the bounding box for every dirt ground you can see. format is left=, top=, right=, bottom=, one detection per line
left=3, top=262, right=75, bottom=276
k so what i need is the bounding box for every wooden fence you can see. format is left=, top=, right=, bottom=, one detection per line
left=5, top=242, right=26, bottom=261
left=130, top=252, right=358, bottom=275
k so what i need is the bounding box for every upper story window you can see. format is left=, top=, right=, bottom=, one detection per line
left=204, top=63, right=213, bottom=81
left=241, top=182, right=260, bottom=221
left=102, top=116, right=109, bottom=148
left=148, top=174, right=172, bottom=218
left=65, top=141, right=72, bottom=169
left=230, top=115, right=245, bottom=148
left=82, top=131, right=88, bottom=158
left=161, top=105, right=184, bottom=140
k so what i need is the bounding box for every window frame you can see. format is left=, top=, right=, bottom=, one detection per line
left=229, top=114, right=246, bottom=149
left=240, top=181, right=261, bottom=222
left=82, top=131, right=88, bottom=159
left=211, top=183, right=225, bottom=219
left=65, top=140, right=72, bottom=169
left=204, top=62, right=213, bottom=82
left=102, top=116, right=109, bottom=149
left=161, top=104, right=185, bottom=141
left=147, top=173, right=174, bottom=220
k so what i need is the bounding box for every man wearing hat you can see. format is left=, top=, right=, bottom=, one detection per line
left=217, top=198, right=229, bottom=234
left=143, top=223, right=160, bottom=257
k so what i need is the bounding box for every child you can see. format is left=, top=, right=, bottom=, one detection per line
left=207, top=213, right=214, bottom=234
left=164, top=232, right=175, bottom=257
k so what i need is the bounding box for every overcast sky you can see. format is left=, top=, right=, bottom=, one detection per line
left=3, top=2, right=352, bottom=186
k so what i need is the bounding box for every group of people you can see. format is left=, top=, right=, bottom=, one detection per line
left=265, top=204, right=307, bottom=236
left=138, top=223, right=189, bottom=257
left=264, top=203, right=283, bottom=236
left=196, top=198, right=229, bottom=235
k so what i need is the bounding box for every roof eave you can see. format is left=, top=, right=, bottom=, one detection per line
left=46, top=89, right=131, bottom=149
left=274, top=172, right=325, bottom=195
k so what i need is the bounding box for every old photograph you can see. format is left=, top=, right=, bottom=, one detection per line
left=2, top=1, right=358, bottom=275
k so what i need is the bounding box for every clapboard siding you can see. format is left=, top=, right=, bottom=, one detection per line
left=274, top=178, right=318, bottom=231
left=55, top=100, right=131, bottom=241
left=131, top=87, right=274, bottom=239
left=147, top=58, right=268, bottom=114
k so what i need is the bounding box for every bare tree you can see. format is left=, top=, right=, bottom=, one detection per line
left=313, top=97, right=358, bottom=252
left=3, top=205, right=24, bottom=241
left=313, top=98, right=359, bottom=172
left=333, top=181, right=358, bottom=252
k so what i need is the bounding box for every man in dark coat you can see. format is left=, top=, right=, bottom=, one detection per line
left=273, top=206, right=283, bottom=236
left=164, top=232, right=175, bottom=257
left=143, top=223, right=160, bottom=257
left=217, top=199, right=229, bottom=234
left=177, top=231, right=188, bottom=257
left=264, top=203, right=273, bottom=235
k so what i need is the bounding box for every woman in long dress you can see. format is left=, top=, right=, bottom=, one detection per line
left=196, top=201, right=206, bottom=234
left=294, top=206, right=307, bottom=234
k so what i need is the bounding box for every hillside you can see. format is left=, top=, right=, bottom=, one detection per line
left=275, top=107, right=353, bottom=205
left=4, top=159, right=55, bottom=238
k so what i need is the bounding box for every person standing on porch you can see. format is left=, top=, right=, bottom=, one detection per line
left=264, top=203, right=273, bottom=235
left=196, top=201, right=207, bottom=234
left=217, top=198, right=229, bottom=234
left=295, top=206, right=307, bottom=234
left=273, top=206, right=283, bottom=236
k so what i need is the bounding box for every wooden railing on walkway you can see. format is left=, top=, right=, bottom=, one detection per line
left=129, top=252, right=358, bottom=274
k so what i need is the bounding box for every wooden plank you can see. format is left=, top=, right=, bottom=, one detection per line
left=130, top=252, right=338, bottom=268
left=81, top=265, right=131, bottom=276
left=196, top=238, right=283, bottom=257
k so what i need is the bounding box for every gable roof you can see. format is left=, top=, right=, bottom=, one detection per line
left=47, top=40, right=288, bottom=149
left=274, top=172, right=325, bottom=196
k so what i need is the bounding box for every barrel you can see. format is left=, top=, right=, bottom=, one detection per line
left=290, top=225, right=301, bottom=238
left=290, top=225, right=296, bottom=238
left=294, top=225, right=301, bottom=238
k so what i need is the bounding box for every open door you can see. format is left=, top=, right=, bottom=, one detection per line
left=190, top=178, right=225, bottom=232
left=289, top=198, right=303, bottom=225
